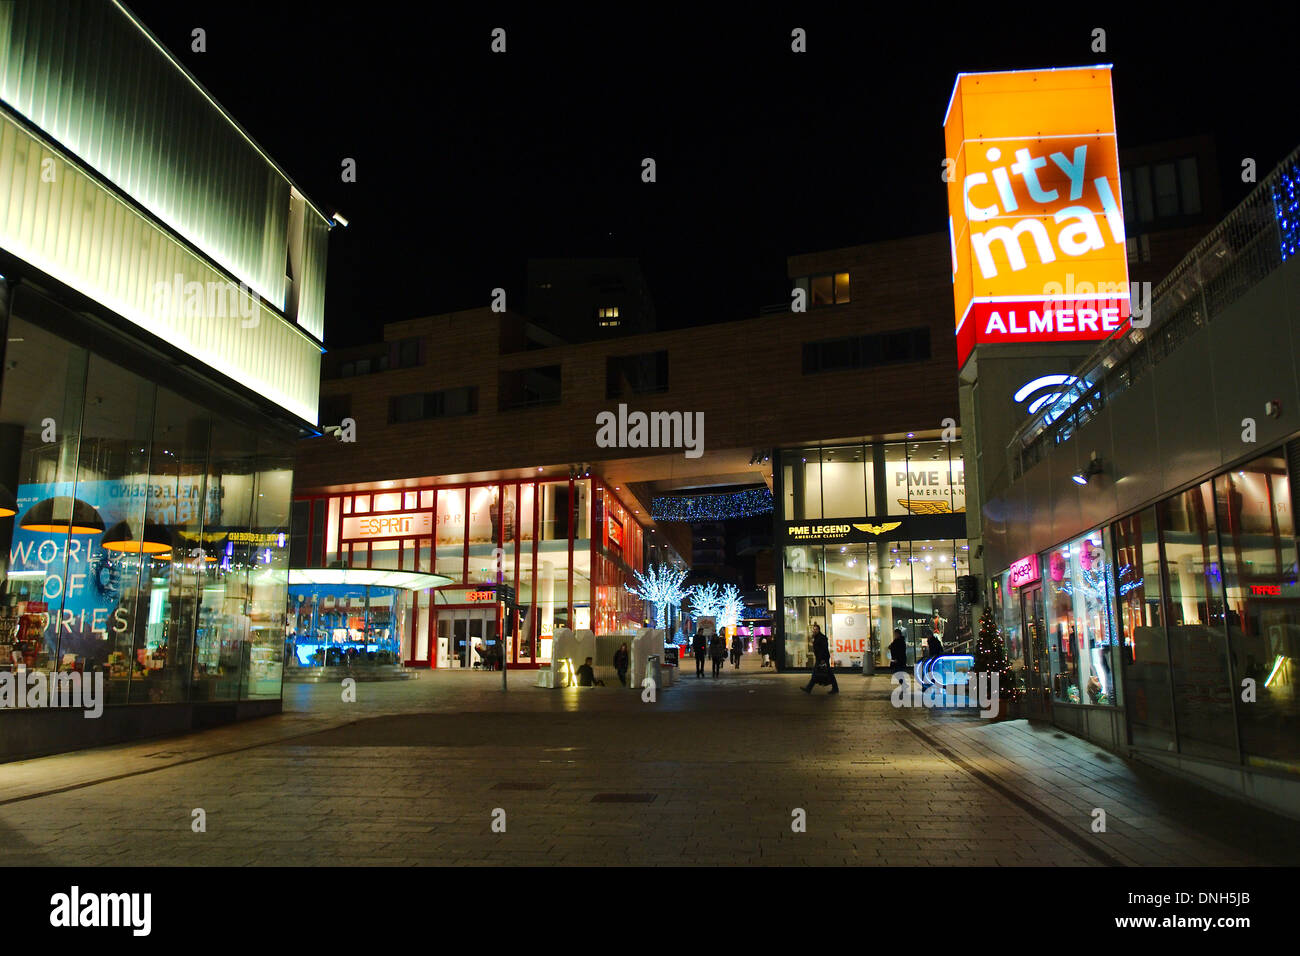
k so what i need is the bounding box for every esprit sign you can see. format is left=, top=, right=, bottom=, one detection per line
left=341, top=511, right=434, bottom=540
left=945, top=67, right=1131, bottom=369
left=1009, top=553, right=1041, bottom=587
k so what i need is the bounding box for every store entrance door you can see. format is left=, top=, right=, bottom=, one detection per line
left=437, top=607, right=500, bottom=668
left=1021, top=585, right=1051, bottom=719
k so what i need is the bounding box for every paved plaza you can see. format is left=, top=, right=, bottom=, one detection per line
left=2, top=667, right=1298, bottom=866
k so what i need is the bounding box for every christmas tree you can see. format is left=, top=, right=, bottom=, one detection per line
left=972, top=605, right=1018, bottom=703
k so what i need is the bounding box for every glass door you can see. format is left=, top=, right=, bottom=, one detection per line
left=1021, top=585, right=1051, bottom=718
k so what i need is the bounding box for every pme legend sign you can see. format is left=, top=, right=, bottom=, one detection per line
left=944, top=66, right=1131, bottom=369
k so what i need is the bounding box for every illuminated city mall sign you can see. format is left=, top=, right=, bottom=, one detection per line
left=944, top=66, right=1131, bottom=369
left=341, top=511, right=434, bottom=540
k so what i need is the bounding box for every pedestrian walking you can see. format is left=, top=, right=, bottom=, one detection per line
left=801, top=623, right=838, bottom=694
left=889, top=627, right=908, bottom=674
left=710, top=631, right=726, bottom=678
left=692, top=627, right=707, bottom=678
left=731, top=633, right=743, bottom=668
left=613, top=642, right=629, bottom=686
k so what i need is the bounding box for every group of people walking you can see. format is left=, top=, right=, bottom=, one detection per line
left=691, top=627, right=745, bottom=678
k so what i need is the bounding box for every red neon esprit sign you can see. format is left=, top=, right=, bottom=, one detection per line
left=1009, top=553, right=1040, bottom=587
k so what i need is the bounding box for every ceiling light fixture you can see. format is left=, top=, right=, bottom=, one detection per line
left=20, top=497, right=104, bottom=534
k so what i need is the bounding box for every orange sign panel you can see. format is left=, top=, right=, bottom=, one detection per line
left=944, top=66, right=1130, bottom=368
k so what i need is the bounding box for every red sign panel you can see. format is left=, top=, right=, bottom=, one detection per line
left=606, top=515, right=624, bottom=550
left=1009, top=553, right=1041, bottom=588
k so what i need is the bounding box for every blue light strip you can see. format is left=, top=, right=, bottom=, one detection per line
left=1273, top=165, right=1300, bottom=262
left=651, top=488, right=774, bottom=522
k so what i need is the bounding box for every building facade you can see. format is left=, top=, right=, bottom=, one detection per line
left=775, top=438, right=969, bottom=669
left=291, top=476, right=650, bottom=669
left=296, top=233, right=965, bottom=669
left=0, top=1, right=331, bottom=756
left=981, top=147, right=1300, bottom=816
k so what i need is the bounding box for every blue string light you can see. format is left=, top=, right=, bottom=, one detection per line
left=1274, top=164, right=1299, bottom=261
left=651, top=488, right=774, bottom=522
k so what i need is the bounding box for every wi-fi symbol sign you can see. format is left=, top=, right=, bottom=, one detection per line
left=1015, top=374, right=1079, bottom=416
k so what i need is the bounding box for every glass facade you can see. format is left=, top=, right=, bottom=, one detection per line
left=1044, top=529, right=1121, bottom=706
left=0, top=312, right=291, bottom=704
left=999, top=447, right=1300, bottom=774
left=293, top=476, right=648, bottom=668
left=777, top=441, right=969, bottom=670
left=287, top=583, right=407, bottom=668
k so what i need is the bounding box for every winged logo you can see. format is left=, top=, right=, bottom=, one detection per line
left=897, top=499, right=965, bottom=515
left=852, top=521, right=902, bottom=535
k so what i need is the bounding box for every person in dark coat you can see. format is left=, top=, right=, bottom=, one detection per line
left=613, top=643, right=630, bottom=686
left=576, top=656, right=603, bottom=686
left=802, top=623, right=838, bottom=694
left=889, top=628, right=908, bottom=673
left=709, top=632, right=726, bottom=678
left=692, top=627, right=707, bottom=678
left=730, top=634, right=744, bottom=668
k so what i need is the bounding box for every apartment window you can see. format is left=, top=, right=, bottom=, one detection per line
left=388, top=386, right=478, bottom=423
left=802, top=327, right=929, bottom=374
left=793, top=272, right=851, bottom=308
left=1121, top=157, right=1200, bottom=228
left=1154, top=163, right=1179, bottom=218
left=1178, top=157, right=1201, bottom=214
left=395, top=336, right=421, bottom=369
left=498, top=365, right=562, bottom=410
left=606, top=351, right=669, bottom=398
left=597, top=306, right=621, bottom=328
left=328, top=338, right=422, bottom=379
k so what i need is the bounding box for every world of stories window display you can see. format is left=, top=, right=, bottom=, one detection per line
left=3, top=475, right=238, bottom=676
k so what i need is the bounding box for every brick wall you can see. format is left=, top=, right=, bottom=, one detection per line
left=297, top=234, right=959, bottom=491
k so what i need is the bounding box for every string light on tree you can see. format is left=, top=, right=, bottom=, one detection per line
left=687, top=581, right=723, bottom=623
left=972, top=604, right=1018, bottom=705
left=624, top=564, right=689, bottom=629
left=718, top=583, right=744, bottom=631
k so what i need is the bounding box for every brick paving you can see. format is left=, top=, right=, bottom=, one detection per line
left=1, top=668, right=1297, bottom=866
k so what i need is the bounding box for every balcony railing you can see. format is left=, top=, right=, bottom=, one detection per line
left=1009, top=144, right=1300, bottom=480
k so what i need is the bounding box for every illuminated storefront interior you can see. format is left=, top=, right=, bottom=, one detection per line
left=992, top=448, right=1300, bottom=773
left=775, top=439, right=969, bottom=669
left=286, top=568, right=451, bottom=674
left=0, top=309, right=295, bottom=704
left=291, top=476, right=649, bottom=667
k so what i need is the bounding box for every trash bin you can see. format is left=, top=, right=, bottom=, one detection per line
left=646, top=654, right=662, bottom=692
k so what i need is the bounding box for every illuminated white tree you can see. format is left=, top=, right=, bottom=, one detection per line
left=718, top=583, right=745, bottom=631
left=687, top=581, right=723, bottom=623
left=625, top=563, right=689, bottom=630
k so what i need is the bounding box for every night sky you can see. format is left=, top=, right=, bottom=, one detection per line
left=125, top=2, right=1298, bottom=348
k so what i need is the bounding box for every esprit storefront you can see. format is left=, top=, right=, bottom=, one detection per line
left=291, top=476, right=646, bottom=668
left=992, top=448, right=1300, bottom=775
left=774, top=440, right=969, bottom=670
